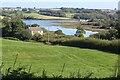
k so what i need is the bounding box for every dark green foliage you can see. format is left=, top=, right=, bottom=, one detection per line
left=32, top=33, right=43, bottom=42
left=17, top=30, right=32, bottom=41
left=75, top=22, right=85, bottom=37
left=39, top=9, right=66, bottom=17
left=78, top=34, right=84, bottom=38
left=2, top=18, right=27, bottom=37
left=3, top=67, right=35, bottom=79
left=92, top=22, right=101, bottom=26
left=73, top=13, right=108, bottom=20
left=41, top=27, right=48, bottom=33
left=30, top=31, right=119, bottom=54
left=54, top=30, right=65, bottom=35
left=2, top=18, right=31, bottom=40
left=90, top=29, right=118, bottom=40
left=31, top=24, right=39, bottom=27
left=61, top=38, right=119, bottom=54
left=41, top=69, right=47, bottom=78
left=3, top=37, right=19, bottom=41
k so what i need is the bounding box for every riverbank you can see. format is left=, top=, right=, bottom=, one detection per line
left=52, top=22, right=108, bottom=32
left=23, top=13, right=71, bottom=20
left=23, top=19, right=98, bottom=37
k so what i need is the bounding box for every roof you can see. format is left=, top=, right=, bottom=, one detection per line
left=28, top=27, right=42, bottom=31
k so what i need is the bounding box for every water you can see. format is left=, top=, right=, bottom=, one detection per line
left=23, top=19, right=98, bottom=37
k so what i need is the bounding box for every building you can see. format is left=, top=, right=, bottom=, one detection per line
left=118, top=1, right=120, bottom=10
left=26, top=27, right=43, bottom=36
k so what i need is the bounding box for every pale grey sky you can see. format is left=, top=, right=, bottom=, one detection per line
left=0, top=0, right=119, bottom=2
left=1, top=0, right=119, bottom=9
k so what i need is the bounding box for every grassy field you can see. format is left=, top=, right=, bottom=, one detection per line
left=2, top=39, right=118, bottom=78
left=65, top=13, right=75, bottom=18
left=0, top=22, right=2, bottom=28
left=23, top=13, right=70, bottom=20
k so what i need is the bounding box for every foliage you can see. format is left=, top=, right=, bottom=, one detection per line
left=3, top=37, right=19, bottom=41
left=18, top=30, right=32, bottom=40
left=61, top=38, right=119, bottom=54
left=2, top=18, right=27, bottom=37
left=54, top=30, right=65, bottom=35
left=75, top=22, right=85, bottom=37
left=31, top=24, right=39, bottom=27
left=39, top=9, right=66, bottom=17
left=32, top=33, right=43, bottom=42
left=90, top=29, right=118, bottom=40
left=73, top=13, right=109, bottom=20
left=78, top=33, right=84, bottom=38
left=2, top=18, right=31, bottom=40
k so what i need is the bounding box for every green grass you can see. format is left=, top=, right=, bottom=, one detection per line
left=2, top=39, right=118, bottom=78
left=65, top=13, right=75, bottom=18
left=0, top=22, right=2, bottom=28
left=23, top=13, right=70, bottom=20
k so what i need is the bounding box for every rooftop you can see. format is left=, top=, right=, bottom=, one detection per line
left=28, top=27, right=42, bottom=31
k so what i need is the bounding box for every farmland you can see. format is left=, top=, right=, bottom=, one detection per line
left=23, top=13, right=70, bottom=20
left=2, top=39, right=118, bottom=78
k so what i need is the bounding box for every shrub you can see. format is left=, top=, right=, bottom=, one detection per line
left=3, top=37, right=19, bottom=41
left=54, top=30, right=65, bottom=35
left=31, top=24, right=39, bottom=27
left=61, top=38, right=120, bottom=54
left=16, top=30, right=32, bottom=41
left=78, top=33, right=84, bottom=38
left=32, top=33, right=42, bottom=42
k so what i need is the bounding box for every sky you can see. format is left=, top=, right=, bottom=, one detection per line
left=0, top=0, right=119, bottom=2
left=0, top=0, right=120, bottom=9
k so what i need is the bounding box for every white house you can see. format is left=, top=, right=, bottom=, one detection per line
left=26, top=27, right=43, bottom=36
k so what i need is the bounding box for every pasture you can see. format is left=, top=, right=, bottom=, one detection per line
left=2, top=39, right=118, bottom=78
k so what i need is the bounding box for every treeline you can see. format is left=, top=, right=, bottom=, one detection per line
left=73, top=13, right=108, bottom=20
left=60, top=7, right=101, bottom=13
left=1, top=7, right=117, bottom=21
left=35, top=34, right=119, bottom=54
left=39, top=9, right=66, bottom=17
left=37, top=7, right=116, bottom=20
left=1, top=10, right=24, bottom=18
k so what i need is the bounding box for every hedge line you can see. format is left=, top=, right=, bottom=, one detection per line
left=52, top=38, right=120, bottom=54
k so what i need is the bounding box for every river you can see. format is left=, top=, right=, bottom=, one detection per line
left=23, top=19, right=98, bottom=37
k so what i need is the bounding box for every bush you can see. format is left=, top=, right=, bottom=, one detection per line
left=54, top=30, right=65, bottom=35
left=32, top=33, right=42, bottom=42
left=61, top=38, right=120, bottom=54
left=17, top=30, right=32, bottom=41
left=78, top=33, right=84, bottom=38
left=3, top=37, right=19, bottom=41
left=31, top=24, right=39, bottom=27
left=90, top=29, right=118, bottom=40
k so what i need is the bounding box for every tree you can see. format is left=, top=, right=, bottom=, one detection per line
left=4, top=18, right=26, bottom=36
left=75, top=21, right=86, bottom=37
left=31, top=24, right=39, bottom=27
left=17, top=30, right=32, bottom=40
left=54, top=30, right=64, bottom=35
left=32, top=33, right=42, bottom=42
left=2, top=18, right=30, bottom=40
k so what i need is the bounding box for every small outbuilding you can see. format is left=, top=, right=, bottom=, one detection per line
left=26, top=27, right=43, bottom=36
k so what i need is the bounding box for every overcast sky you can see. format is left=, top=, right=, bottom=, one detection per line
left=0, top=0, right=119, bottom=2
